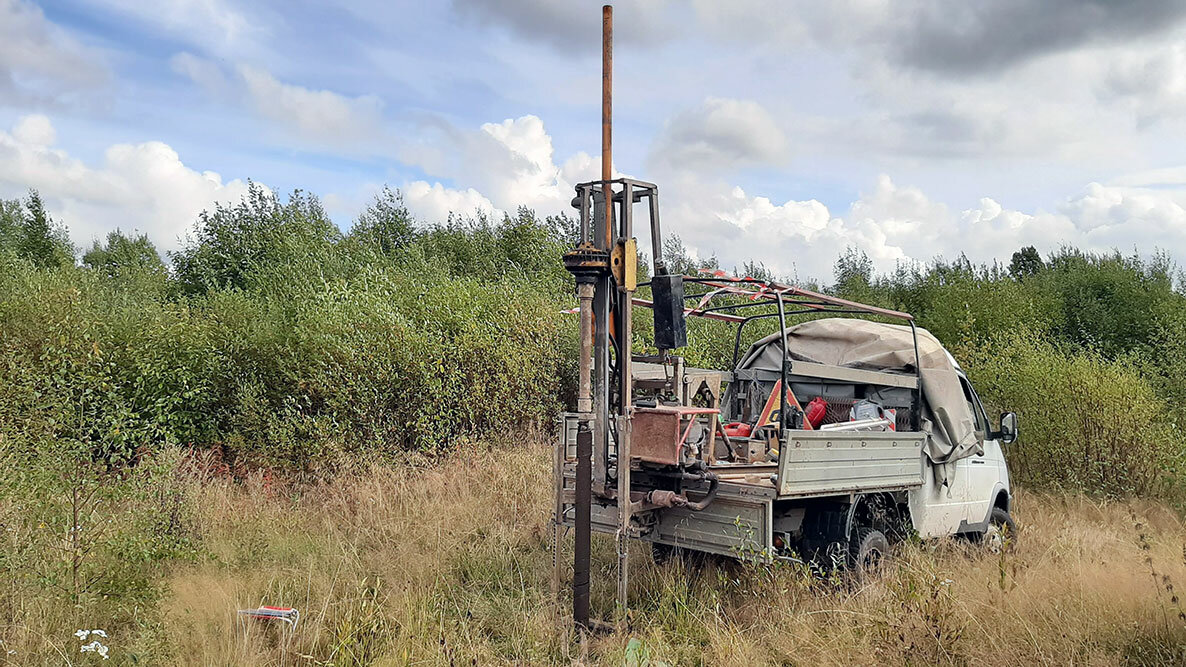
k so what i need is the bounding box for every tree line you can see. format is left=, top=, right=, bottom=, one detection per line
left=1, top=184, right=1184, bottom=497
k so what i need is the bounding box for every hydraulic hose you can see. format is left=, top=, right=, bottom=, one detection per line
left=644, top=470, right=720, bottom=511
left=683, top=472, right=719, bottom=511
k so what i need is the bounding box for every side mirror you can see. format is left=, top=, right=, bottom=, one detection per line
left=998, top=412, right=1018, bottom=444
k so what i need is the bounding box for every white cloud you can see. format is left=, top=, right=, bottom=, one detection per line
left=77, top=0, right=259, bottom=54
left=1058, top=182, right=1186, bottom=244
left=0, top=115, right=251, bottom=252
left=11, top=115, right=55, bottom=146
left=650, top=98, right=786, bottom=172
left=676, top=2, right=1186, bottom=164
left=395, top=114, right=616, bottom=224
left=656, top=170, right=1186, bottom=281
left=331, top=113, right=1186, bottom=280
left=0, top=0, right=107, bottom=104
left=6, top=107, right=1186, bottom=284
left=402, top=181, right=498, bottom=222
left=169, top=52, right=230, bottom=97
left=237, top=64, right=386, bottom=147
left=1099, top=43, right=1186, bottom=125
left=171, top=55, right=388, bottom=151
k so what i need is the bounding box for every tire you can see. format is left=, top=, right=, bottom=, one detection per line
left=849, top=528, right=890, bottom=580
left=983, top=507, right=1017, bottom=553
left=652, top=543, right=719, bottom=572
left=652, top=542, right=680, bottom=565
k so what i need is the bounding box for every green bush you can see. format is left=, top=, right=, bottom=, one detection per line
left=0, top=188, right=575, bottom=468
left=4, top=184, right=1186, bottom=495
left=961, top=329, right=1185, bottom=496
left=0, top=190, right=75, bottom=268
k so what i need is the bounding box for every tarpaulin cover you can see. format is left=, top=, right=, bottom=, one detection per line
left=736, top=318, right=982, bottom=471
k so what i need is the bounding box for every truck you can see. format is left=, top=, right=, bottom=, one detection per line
left=555, top=306, right=1019, bottom=566
left=551, top=178, right=1019, bottom=629
left=554, top=5, right=1017, bottom=631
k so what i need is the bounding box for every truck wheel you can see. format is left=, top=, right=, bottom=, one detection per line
left=652, top=542, right=680, bottom=565
left=849, top=528, right=890, bottom=579
left=983, top=507, right=1017, bottom=553
left=652, top=543, right=711, bottom=570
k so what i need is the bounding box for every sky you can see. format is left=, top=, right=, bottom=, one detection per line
left=4, top=0, right=1186, bottom=281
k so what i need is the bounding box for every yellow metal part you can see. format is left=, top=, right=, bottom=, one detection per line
left=611, top=238, right=638, bottom=291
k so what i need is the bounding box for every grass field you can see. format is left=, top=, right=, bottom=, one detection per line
left=5, top=437, right=1186, bottom=665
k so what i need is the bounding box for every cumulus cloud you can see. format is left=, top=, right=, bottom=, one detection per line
left=11, top=115, right=55, bottom=146
left=1058, top=182, right=1186, bottom=243
left=0, top=0, right=107, bottom=105
left=347, top=113, right=1186, bottom=280
left=650, top=98, right=787, bottom=172
left=397, top=114, right=617, bottom=223
left=0, top=115, right=251, bottom=251
left=402, top=181, right=498, bottom=223
left=6, top=109, right=1186, bottom=284
left=654, top=169, right=1186, bottom=281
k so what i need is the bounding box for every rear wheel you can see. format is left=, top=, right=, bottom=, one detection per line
left=652, top=542, right=680, bottom=565
left=982, top=507, right=1017, bottom=553
left=652, top=543, right=714, bottom=570
left=849, top=528, right=890, bottom=580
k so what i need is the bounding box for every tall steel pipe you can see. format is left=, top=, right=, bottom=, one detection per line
left=601, top=5, right=613, bottom=248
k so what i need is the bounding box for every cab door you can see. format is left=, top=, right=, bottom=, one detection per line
left=959, top=376, right=997, bottom=527
left=908, top=452, right=969, bottom=537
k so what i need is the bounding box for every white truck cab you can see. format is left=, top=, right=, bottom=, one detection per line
left=908, top=360, right=1016, bottom=543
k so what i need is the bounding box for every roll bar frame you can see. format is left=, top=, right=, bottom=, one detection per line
left=634, top=274, right=924, bottom=432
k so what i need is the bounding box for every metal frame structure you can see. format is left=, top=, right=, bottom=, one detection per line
left=634, top=275, right=924, bottom=433
left=558, top=195, right=928, bottom=633
left=556, top=4, right=928, bottom=635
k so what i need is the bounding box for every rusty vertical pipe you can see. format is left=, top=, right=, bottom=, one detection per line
left=576, top=282, right=595, bottom=414
left=601, top=4, right=613, bottom=248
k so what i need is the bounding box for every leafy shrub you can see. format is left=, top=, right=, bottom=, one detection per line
left=82, top=229, right=168, bottom=282
left=962, top=329, right=1185, bottom=496
left=0, top=187, right=574, bottom=467
left=0, top=190, right=75, bottom=268
left=170, top=182, right=346, bottom=296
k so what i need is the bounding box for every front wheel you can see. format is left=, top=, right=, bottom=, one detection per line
left=982, top=507, right=1017, bottom=553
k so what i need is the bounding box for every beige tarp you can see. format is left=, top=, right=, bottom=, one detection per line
left=737, top=318, right=982, bottom=473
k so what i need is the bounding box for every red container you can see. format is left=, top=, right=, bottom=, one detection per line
left=723, top=422, right=752, bottom=438
left=804, top=397, right=828, bottom=429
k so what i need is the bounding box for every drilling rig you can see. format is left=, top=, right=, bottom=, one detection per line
left=555, top=4, right=663, bottom=632
left=553, top=3, right=1018, bottom=637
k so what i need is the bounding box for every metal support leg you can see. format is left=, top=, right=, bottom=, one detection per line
left=551, top=419, right=565, bottom=622
left=615, top=414, right=631, bottom=627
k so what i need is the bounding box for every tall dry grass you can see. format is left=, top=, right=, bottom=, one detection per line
left=159, top=439, right=1185, bottom=666
left=5, top=437, right=1185, bottom=664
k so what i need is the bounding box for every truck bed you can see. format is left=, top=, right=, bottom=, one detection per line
left=775, top=429, right=925, bottom=497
